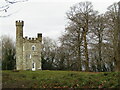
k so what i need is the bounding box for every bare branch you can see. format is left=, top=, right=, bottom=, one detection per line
left=0, top=0, right=28, bottom=17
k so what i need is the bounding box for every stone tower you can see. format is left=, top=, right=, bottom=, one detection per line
left=16, top=20, right=23, bottom=70
left=16, top=20, right=42, bottom=70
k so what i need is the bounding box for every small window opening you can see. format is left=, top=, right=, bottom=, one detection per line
left=32, top=45, right=35, bottom=51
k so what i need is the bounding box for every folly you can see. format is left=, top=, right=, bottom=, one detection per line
left=16, top=20, right=42, bottom=71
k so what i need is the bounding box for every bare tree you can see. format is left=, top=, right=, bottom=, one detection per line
left=42, top=37, right=58, bottom=70
left=0, top=35, right=16, bottom=70
left=106, top=2, right=120, bottom=71
left=0, top=0, right=28, bottom=17
left=116, top=2, right=120, bottom=71
left=59, top=27, right=83, bottom=71
left=66, top=1, right=97, bottom=71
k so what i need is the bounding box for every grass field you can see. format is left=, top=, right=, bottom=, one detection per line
left=2, top=70, right=120, bottom=88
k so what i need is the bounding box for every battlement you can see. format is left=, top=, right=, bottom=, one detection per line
left=37, top=33, right=42, bottom=38
left=23, top=35, right=42, bottom=43
left=16, top=20, right=24, bottom=26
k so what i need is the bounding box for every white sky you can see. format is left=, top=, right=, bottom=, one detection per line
left=0, top=0, right=120, bottom=41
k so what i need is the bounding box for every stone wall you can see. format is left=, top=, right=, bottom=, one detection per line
left=23, top=36, right=42, bottom=70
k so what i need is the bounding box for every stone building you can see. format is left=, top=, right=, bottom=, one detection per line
left=16, top=20, right=42, bottom=71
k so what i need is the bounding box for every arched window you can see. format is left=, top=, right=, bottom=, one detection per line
left=32, top=45, right=35, bottom=51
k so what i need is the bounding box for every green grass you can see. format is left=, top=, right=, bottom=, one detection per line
left=2, top=70, right=120, bottom=88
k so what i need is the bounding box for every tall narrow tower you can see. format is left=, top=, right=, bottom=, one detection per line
left=16, top=20, right=24, bottom=70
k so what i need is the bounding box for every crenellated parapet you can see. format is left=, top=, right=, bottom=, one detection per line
left=23, top=33, right=42, bottom=43
left=16, top=20, right=24, bottom=26
left=37, top=33, right=42, bottom=41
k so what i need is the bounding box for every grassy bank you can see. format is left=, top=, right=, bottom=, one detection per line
left=2, top=70, right=120, bottom=88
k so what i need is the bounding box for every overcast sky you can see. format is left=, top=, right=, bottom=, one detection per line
left=0, top=0, right=120, bottom=41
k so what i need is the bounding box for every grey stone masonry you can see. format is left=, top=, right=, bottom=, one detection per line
left=16, top=20, right=42, bottom=70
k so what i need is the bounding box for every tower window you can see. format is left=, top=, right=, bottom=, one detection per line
left=32, top=45, right=36, bottom=51
left=29, top=54, right=31, bottom=59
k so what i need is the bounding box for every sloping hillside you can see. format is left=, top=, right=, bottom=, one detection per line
left=2, top=70, right=120, bottom=88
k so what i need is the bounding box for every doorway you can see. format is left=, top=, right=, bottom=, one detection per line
left=32, top=62, right=36, bottom=71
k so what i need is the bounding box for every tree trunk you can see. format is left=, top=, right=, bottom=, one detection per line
left=77, top=29, right=82, bottom=71
left=116, top=2, right=120, bottom=71
left=83, top=27, right=89, bottom=71
left=98, top=31, right=102, bottom=72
